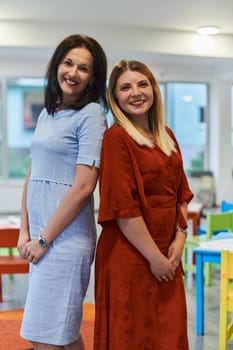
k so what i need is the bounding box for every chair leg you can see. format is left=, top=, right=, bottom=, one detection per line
left=9, top=247, right=14, bottom=281
left=204, top=263, right=212, bottom=286
left=183, top=244, right=214, bottom=286
left=219, top=307, right=228, bottom=349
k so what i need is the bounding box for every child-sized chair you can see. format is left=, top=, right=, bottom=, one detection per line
left=219, top=250, right=233, bottom=350
left=0, top=227, right=29, bottom=302
left=182, top=211, right=233, bottom=286
left=221, top=200, right=233, bottom=213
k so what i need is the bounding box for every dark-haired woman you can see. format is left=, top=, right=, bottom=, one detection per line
left=18, top=34, right=107, bottom=350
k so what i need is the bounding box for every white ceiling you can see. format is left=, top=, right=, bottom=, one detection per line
left=1, top=0, right=233, bottom=77
left=1, top=0, right=233, bottom=35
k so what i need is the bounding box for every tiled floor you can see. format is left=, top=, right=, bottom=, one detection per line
left=0, top=267, right=232, bottom=350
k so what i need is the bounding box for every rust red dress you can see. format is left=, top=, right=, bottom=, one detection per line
left=94, top=124, right=193, bottom=350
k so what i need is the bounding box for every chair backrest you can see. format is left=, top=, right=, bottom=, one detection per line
left=0, top=227, right=20, bottom=248
left=206, top=211, right=233, bottom=239
left=221, top=200, right=233, bottom=213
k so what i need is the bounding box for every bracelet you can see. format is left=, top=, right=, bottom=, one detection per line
left=176, top=227, right=188, bottom=238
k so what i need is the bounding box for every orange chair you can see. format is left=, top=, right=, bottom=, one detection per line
left=0, top=227, right=29, bottom=302
left=219, top=250, right=233, bottom=349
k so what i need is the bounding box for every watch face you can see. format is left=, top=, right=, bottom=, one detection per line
left=39, top=238, right=46, bottom=247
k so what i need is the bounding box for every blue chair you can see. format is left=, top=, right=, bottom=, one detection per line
left=221, top=200, right=233, bottom=213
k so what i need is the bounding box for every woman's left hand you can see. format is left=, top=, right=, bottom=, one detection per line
left=24, top=238, right=49, bottom=264
left=167, top=234, right=185, bottom=269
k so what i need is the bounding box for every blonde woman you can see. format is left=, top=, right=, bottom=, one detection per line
left=94, top=60, right=193, bottom=350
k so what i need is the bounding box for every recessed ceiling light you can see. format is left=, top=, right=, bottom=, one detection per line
left=197, top=26, right=220, bottom=35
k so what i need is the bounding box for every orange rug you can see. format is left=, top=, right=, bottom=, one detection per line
left=0, top=303, right=95, bottom=350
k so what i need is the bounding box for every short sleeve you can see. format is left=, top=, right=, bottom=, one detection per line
left=167, top=127, right=193, bottom=205
left=177, top=170, right=193, bottom=205
left=98, top=126, right=142, bottom=223
left=76, top=103, right=107, bottom=168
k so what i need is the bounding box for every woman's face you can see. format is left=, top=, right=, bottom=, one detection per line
left=115, top=69, right=154, bottom=121
left=57, top=47, right=94, bottom=106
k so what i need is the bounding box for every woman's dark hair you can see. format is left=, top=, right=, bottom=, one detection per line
left=45, top=34, right=108, bottom=114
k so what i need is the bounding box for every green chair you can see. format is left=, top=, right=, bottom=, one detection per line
left=197, top=199, right=233, bottom=234
left=182, top=211, right=233, bottom=286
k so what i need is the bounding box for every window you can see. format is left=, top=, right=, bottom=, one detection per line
left=166, top=82, right=208, bottom=172
left=231, top=85, right=233, bottom=146
left=159, top=83, right=165, bottom=103
left=6, top=78, right=45, bottom=178
left=0, top=78, right=209, bottom=179
left=106, top=109, right=114, bottom=127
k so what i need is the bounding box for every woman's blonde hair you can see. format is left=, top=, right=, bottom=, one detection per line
left=108, top=60, right=176, bottom=156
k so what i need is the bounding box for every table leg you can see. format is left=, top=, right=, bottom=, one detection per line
left=196, top=253, right=204, bottom=335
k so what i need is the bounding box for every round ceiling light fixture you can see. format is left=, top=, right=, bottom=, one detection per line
left=197, top=26, right=220, bottom=35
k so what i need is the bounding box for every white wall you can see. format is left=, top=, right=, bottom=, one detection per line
left=0, top=181, right=23, bottom=214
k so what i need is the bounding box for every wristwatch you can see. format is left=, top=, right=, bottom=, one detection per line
left=38, top=235, right=50, bottom=248
left=176, top=227, right=188, bottom=238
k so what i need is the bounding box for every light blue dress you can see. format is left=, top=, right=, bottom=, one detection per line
left=20, top=103, right=107, bottom=345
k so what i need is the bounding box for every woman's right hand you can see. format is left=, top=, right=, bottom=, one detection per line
left=18, top=167, right=31, bottom=259
left=17, top=230, right=30, bottom=259
left=149, top=253, right=175, bottom=282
